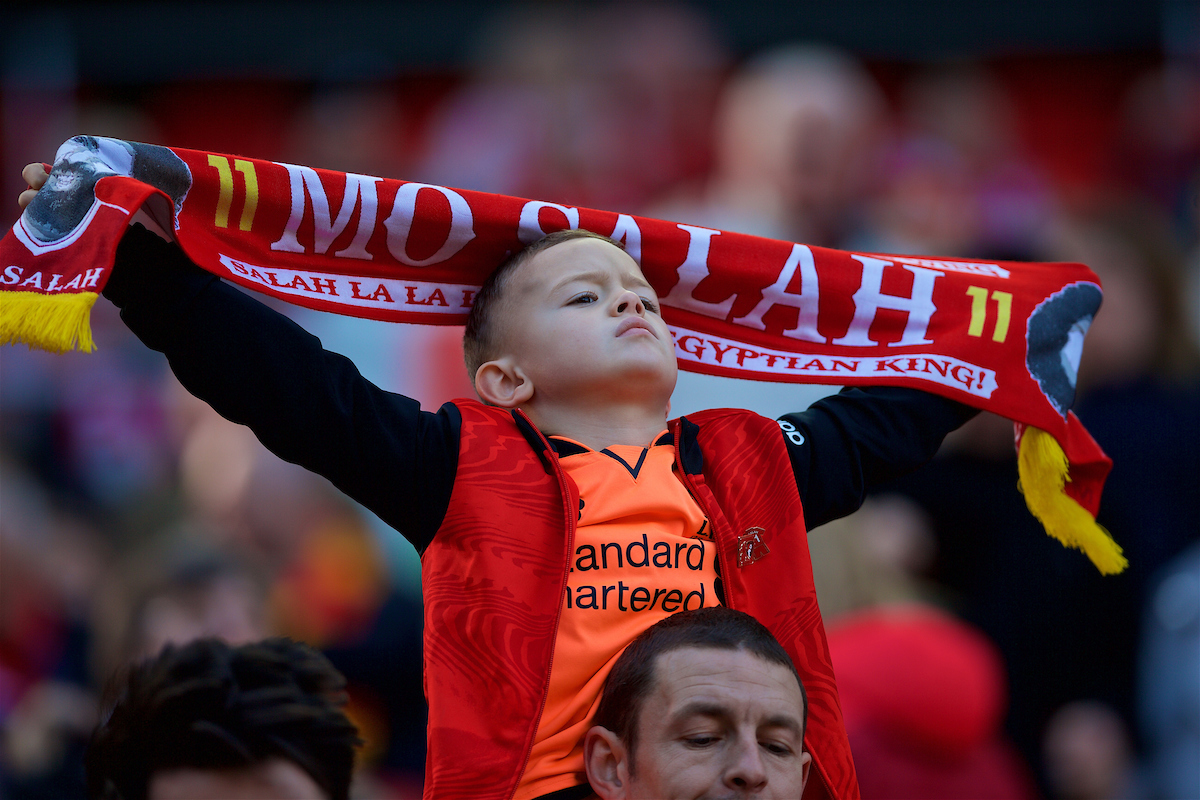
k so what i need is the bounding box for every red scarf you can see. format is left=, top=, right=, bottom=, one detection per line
left=1, top=136, right=1123, bottom=573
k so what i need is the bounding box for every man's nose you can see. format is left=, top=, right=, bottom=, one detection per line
left=614, top=289, right=645, bottom=315
left=725, top=739, right=768, bottom=792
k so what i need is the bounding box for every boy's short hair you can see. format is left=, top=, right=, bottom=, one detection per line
left=463, top=228, right=626, bottom=384
left=593, top=607, right=808, bottom=758
left=86, top=637, right=360, bottom=800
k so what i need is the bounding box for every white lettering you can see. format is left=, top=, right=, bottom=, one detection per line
left=384, top=183, right=476, bottom=266
left=660, top=224, right=734, bottom=319
left=518, top=201, right=580, bottom=244
left=609, top=214, right=642, bottom=263
left=2, top=266, right=22, bottom=285
left=81, top=268, right=105, bottom=289
left=732, top=243, right=824, bottom=342
left=778, top=419, right=805, bottom=446
left=890, top=255, right=1010, bottom=280
left=271, top=164, right=380, bottom=259
left=833, top=256, right=942, bottom=347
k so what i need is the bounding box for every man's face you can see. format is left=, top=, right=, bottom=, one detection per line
left=149, top=759, right=326, bottom=800
left=597, top=646, right=811, bottom=799
left=496, top=237, right=678, bottom=411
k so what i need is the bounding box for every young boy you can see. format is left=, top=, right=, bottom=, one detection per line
left=22, top=165, right=975, bottom=799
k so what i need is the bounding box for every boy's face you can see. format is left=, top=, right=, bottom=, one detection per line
left=497, top=238, right=677, bottom=410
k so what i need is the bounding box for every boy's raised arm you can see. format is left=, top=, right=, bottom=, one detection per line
left=104, top=223, right=459, bottom=551
left=779, top=386, right=979, bottom=530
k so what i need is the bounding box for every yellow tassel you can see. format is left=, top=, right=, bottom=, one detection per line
left=0, top=291, right=98, bottom=353
left=1017, top=426, right=1127, bottom=575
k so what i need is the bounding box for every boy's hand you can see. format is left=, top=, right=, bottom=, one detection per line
left=18, top=160, right=173, bottom=241
left=18, top=162, right=50, bottom=210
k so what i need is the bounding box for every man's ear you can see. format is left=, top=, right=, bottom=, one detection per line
left=584, top=726, right=632, bottom=800
left=474, top=358, right=534, bottom=408
left=799, top=750, right=812, bottom=793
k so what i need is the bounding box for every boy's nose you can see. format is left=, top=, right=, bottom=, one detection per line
left=614, top=289, right=644, bottom=315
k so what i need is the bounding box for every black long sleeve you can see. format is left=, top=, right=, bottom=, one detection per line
left=105, top=224, right=978, bottom=544
left=780, top=386, right=979, bottom=529
left=105, top=224, right=460, bottom=551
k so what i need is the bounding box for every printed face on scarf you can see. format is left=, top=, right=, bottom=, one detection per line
left=494, top=237, right=678, bottom=410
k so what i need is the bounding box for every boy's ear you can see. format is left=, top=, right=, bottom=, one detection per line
left=583, top=726, right=632, bottom=800
left=474, top=357, right=534, bottom=408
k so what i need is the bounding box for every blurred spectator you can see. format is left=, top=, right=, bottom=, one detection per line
left=1046, top=201, right=1199, bottom=390
left=853, top=64, right=1054, bottom=258
left=1111, top=63, right=1200, bottom=349
left=1045, top=201, right=1200, bottom=599
left=89, top=525, right=269, bottom=685
left=1137, top=541, right=1200, bottom=799
left=413, top=4, right=580, bottom=197
left=581, top=3, right=727, bottom=209
left=1113, top=65, right=1200, bottom=251
left=855, top=135, right=983, bottom=257
left=876, top=199, right=1200, bottom=791
left=808, top=491, right=1036, bottom=798
left=1042, top=701, right=1137, bottom=800
left=1, top=460, right=107, bottom=799
left=828, top=606, right=1038, bottom=800
left=416, top=2, right=724, bottom=210
left=148, top=399, right=429, bottom=784
left=651, top=43, right=886, bottom=247
left=807, top=493, right=944, bottom=621
left=86, top=637, right=359, bottom=800
left=281, top=81, right=409, bottom=179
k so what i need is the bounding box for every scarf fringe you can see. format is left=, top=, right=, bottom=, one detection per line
left=1017, top=426, right=1126, bottom=575
left=0, top=291, right=98, bottom=353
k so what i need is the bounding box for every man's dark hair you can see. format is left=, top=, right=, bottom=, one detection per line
left=462, top=228, right=625, bottom=384
left=86, top=637, right=360, bottom=800
left=593, top=607, right=807, bottom=758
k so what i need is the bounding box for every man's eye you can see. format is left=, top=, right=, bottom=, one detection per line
left=762, top=741, right=793, bottom=756
left=685, top=736, right=719, bottom=748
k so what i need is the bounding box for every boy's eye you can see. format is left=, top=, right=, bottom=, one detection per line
left=569, top=292, right=598, bottom=305
left=641, top=297, right=660, bottom=313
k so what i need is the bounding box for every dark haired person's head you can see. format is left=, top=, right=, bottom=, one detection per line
left=460, top=228, right=678, bottom=430
left=463, top=228, right=633, bottom=386
left=86, top=637, right=360, bottom=800
left=585, top=607, right=811, bottom=799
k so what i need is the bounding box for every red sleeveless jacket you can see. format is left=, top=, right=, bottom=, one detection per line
left=420, top=400, right=859, bottom=800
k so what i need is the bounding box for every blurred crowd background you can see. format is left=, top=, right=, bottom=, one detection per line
left=1, top=2, right=1198, bottom=798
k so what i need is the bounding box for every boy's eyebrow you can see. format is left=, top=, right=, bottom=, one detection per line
left=551, top=269, right=655, bottom=294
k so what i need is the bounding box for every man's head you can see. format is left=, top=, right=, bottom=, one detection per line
left=462, top=229, right=677, bottom=414
left=586, top=607, right=811, bottom=799
left=86, top=638, right=360, bottom=800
